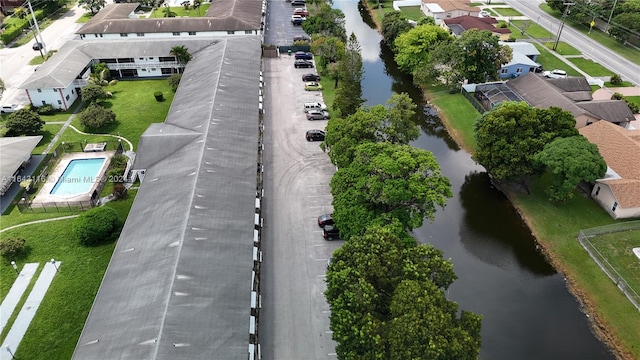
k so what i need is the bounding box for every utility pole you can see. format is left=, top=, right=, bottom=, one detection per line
left=27, top=0, right=47, bottom=55
left=606, top=0, right=619, bottom=32
left=553, top=2, right=575, bottom=51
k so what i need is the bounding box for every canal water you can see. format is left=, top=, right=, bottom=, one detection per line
left=334, top=1, right=615, bottom=358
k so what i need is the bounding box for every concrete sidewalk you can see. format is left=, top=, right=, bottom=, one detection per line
left=0, top=261, right=60, bottom=360
left=0, top=263, right=39, bottom=332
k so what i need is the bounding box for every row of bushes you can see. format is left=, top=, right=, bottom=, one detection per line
left=1, top=9, right=46, bottom=45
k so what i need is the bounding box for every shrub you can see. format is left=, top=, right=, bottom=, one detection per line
left=167, top=74, right=182, bottom=92
left=6, top=109, right=44, bottom=135
left=73, top=206, right=119, bottom=245
left=78, top=103, right=116, bottom=129
left=0, top=237, right=26, bottom=258
left=81, top=84, right=107, bottom=103
left=154, top=91, right=164, bottom=101
left=113, top=183, right=127, bottom=199
left=36, top=104, right=55, bottom=115
left=610, top=74, right=622, bottom=85
left=109, top=154, right=128, bottom=170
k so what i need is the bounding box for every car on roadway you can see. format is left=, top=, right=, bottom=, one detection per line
left=293, top=8, right=309, bottom=16
left=318, top=213, right=334, bottom=227
left=302, top=73, right=321, bottom=81
left=291, top=14, right=305, bottom=25
left=306, top=109, right=330, bottom=120
left=294, top=59, right=314, bottom=68
left=306, top=129, right=325, bottom=141
left=32, top=42, right=43, bottom=51
left=304, top=81, right=322, bottom=91
left=295, top=51, right=313, bottom=60
left=322, top=225, right=339, bottom=240
left=543, top=69, right=567, bottom=79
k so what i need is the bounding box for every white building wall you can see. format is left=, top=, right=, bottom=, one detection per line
left=27, top=85, right=79, bottom=110
left=80, top=30, right=260, bottom=40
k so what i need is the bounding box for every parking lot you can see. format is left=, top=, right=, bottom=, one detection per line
left=259, top=53, right=339, bottom=359
left=263, top=0, right=310, bottom=46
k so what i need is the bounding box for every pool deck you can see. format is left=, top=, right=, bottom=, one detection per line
left=32, top=151, right=115, bottom=204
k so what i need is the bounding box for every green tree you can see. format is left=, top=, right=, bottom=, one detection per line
left=609, top=12, right=640, bottom=43
left=381, top=11, right=413, bottom=51
left=90, top=62, right=111, bottom=85
left=473, top=102, right=578, bottom=183
left=0, top=237, right=27, bottom=258
left=301, top=4, right=346, bottom=41
left=611, top=92, right=640, bottom=113
left=389, top=280, right=482, bottom=360
left=167, top=73, right=182, bottom=92
left=78, top=103, right=116, bottom=129
left=394, top=24, right=451, bottom=74
left=79, top=0, right=107, bottom=15
left=12, top=6, right=28, bottom=18
left=333, top=33, right=365, bottom=117
left=162, top=4, right=177, bottom=17
left=381, top=93, right=420, bottom=144
left=330, top=142, right=452, bottom=240
left=310, top=36, right=345, bottom=71
left=6, top=109, right=44, bottom=136
left=81, top=84, right=107, bottom=103
left=73, top=206, right=119, bottom=245
left=533, top=136, right=607, bottom=202
left=170, top=45, right=193, bottom=66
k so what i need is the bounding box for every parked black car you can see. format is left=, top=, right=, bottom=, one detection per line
left=294, top=59, right=314, bottom=68
left=322, top=225, right=339, bottom=240
left=317, top=213, right=333, bottom=227
left=302, top=73, right=321, bottom=81
left=306, top=129, right=325, bottom=141
left=291, top=0, right=305, bottom=6
left=293, top=34, right=311, bottom=43
left=294, top=51, right=313, bottom=60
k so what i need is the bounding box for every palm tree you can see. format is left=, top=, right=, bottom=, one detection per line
left=169, top=46, right=193, bottom=73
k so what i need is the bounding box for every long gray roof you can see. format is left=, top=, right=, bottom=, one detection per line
left=0, top=136, right=42, bottom=193
left=72, top=35, right=262, bottom=360
left=19, top=38, right=222, bottom=89
left=76, top=0, right=262, bottom=35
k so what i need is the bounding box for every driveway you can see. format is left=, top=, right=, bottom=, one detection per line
left=260, top=55, right=339, bottom=359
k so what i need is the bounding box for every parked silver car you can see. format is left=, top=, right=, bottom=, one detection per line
left=306, top=109, right=330, bottom=120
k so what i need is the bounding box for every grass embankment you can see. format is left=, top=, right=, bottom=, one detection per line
left=424, top=89, right=640, bottom=360
left=0, top=192, right=136, bottom=359
left=148, top=4, right=211, bottom=18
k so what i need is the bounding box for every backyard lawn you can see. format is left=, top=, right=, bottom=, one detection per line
left=399, top=6, right=424, bottom=21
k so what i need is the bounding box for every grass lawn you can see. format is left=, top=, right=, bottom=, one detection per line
left=539, top=4, right=640, bottom=66
left=367, top=0, right=395, bottom=26
left=28, top=56, right=46, bottom=65
left=399, top=6, right=424, bottom=21
left=533, top=43, right=581, bottom=76
left=149, top=4, right=211, bottom=18
left=510, top=20, right=554, bottom=39
left=0, top=192, right=136, bottom=360
left=40, top=98, right=84, bottom=123
left=492, top=7, right=522, bottom=17
left=428, top=92, right=479, bottom=153
left=59, top=79, right=174, bottom=150
left=605, top=81, right=634, bottom=87
left=76, top=13, right=92, bottom=23
left=625, top=96, right=640, bottom=108
left=544, top=42, right=581, bottom=55
left=587, top=231, right=640, bottom=299
left=567, top=57, right=614, bottom=77
left=32, top=123, right=63, bottom=154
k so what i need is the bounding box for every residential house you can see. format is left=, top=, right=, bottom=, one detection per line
left=579, top=121, right=640, bottom=219
left=0, top=136, right=42, bottom=195
left=422, top=0, right=479, bottom=25
left=498, top=41, right=540, bottom=79
left=76, top=1, right=263, bottom=40
left=19, top=38, right=221, bottom=110
left=441, top=15, right=511, bottom=40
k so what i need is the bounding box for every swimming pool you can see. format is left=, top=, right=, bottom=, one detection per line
left=50, top=158, right=106, bottom=196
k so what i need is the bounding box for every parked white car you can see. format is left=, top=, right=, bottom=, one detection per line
left=479, top=11, right=491, bottom=18
left=543, top=69, right=567, bottom=79
left=0, top=104, right=23, bottom=114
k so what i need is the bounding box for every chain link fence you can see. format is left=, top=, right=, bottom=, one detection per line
left=577, top=221, right=640, bottom=312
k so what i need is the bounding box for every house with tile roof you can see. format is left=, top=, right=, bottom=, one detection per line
left=421, top=0, right=479, bottom=25
left=579, top=121, right=640, bottom=219
left=441, top=15, right=511, bottom=40
left=76, top=1, right=263, bottom=40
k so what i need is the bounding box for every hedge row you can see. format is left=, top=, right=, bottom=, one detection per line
left=1, top=9, right=47, bottom=45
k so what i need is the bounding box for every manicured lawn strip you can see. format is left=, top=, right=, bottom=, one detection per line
left=543, top=42, right=580, bottom=55
left=605, top=81, right=634, bottom=87
left=538, top=4, right=640, bottom=66
left=0, top=207, right=79, bottom=230
left=625, top=96, right=640, bottom=108
left=507, top=25, right=527, bottom=40
left=428, top=92, right=479, bottom=153
left=41, top=98, right=84, bottom=123
left=510, top=20, right=554, bottom=39
left=587, top=231, right=640, bottom=295
left=533, top=43, right=581, bottom=76
left=0, top=192, right=136, bottom=360
left=76, top=13, right=92, bottom=23
left=149, top=4, right=211, bottom=18
left=28, top=57, right=46, bottom=65
left=33, top=123, right=63, bottom=154
left=399, top=6, right=424, bottom=21
left=567, top=57, right=614, bottom=77
left=319, top=76, right=336, bottom=111
left=492, top=7, right=522, bottom=17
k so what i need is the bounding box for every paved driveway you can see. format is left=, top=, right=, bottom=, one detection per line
left=264, top=0, right=310, bottom=46
left=260, top=55, right=339, bottom=359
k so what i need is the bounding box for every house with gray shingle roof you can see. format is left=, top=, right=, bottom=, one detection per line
left=441, top=15, right=511, bottom=40
left=579, top=121, right=640, bottom=219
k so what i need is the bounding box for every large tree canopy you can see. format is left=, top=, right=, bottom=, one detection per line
left=381, top=11, right=413, bottom=50
left=301, top=4, right=346, bottom=41
left=6, top=109, right=44, bottom=136
left=325, top=224, right=479, bottom=359
left=330, top=142, right=452, bottom=240
left=473, top=102, right=578, bottom=182
left=394, top=24, right=451, bottom=74
left=533, top=136, right=607, bottom=202
left=310, top=36, right=345, bottom=70
left=333, top=33, right=365, bottom=117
